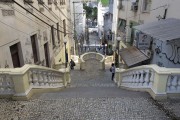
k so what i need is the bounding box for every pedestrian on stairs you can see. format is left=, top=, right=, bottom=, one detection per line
left=70, top=59, right=76, bottom=70
left=110, top=63, right=115, bottom=81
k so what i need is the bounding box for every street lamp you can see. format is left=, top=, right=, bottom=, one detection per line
left=78, top=42, right=80, bottom=58
left=117, top=36, right=121, bottom=68
left=105, top=44, right=107, bottom=57
left=64, top=39, right=67, bottom=68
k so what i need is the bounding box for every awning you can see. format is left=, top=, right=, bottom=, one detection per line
left=134, top=18, right=180, bottom=41
left=119, top=46, right=149, bottom=67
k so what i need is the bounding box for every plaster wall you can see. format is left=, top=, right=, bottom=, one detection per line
left=0, top=0, right=72, bottom=68
left=151, top=38, right=180, bottom=68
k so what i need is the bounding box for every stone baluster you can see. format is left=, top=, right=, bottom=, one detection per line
left=170, top=76, right=178, bottom=91
left=167, top=76, right=171, bottom=92
left=32, top=70, right=39, bottom=86
left=43, top=72, right=49, bottom=86
left=149, top=71, right=154, bottom=87
left=132, top=72, right=136, bottom=86
left=135, top=71, right=140, bottom=86
left=143, top=70, right=150, bottom=87
left=51, top=73, right=55, bottom=86
left=48, top=72, right=52, bottom=86
left=0, top=76, right=3, bottom=93
left=139, top=70, right=144, bottom=86
left=0, top=75, right=5, bottom=93
left=38, top=71, right=44, bottom=86
left=177, top=77, right=180, bottom=91
left=29, top=70, right=33, bottom=86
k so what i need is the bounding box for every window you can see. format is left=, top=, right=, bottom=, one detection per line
left=63, top=19, right=66, bottom=37
left=31, top=34, right=40, bottom=64
left=142, top=0, right=151, bottom=12
left=60, top=0, right=65, bottom=5
left=118, top=19, right=126, bottom=32
left=48, top=0, right=52, bottom=4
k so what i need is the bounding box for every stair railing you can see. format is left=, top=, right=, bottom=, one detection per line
left=0, top=64, right=70, bottom=100
left=115, top=64, right=180, bottom=100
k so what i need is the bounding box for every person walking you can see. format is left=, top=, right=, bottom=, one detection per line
left=110, top=63, right=115, bottom=81
left=69, top=59, right=76, bottom=70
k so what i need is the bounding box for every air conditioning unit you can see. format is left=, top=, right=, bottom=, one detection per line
left=131, top=2, right=138, bottom=11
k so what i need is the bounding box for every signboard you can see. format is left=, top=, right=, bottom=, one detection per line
left=138, top=33, right=151, bottom=49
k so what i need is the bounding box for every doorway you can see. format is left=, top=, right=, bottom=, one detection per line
left=44, top=42, right=50, bottom=67
left=10, top=43, right=23, bottom=68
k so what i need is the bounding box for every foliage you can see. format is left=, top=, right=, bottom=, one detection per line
left=83, top=4, right=97, bottom=20
left=98, top=0, right=109, bottom=6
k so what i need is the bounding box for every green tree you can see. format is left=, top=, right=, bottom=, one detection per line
left=83, top=4, right=97, bottom=20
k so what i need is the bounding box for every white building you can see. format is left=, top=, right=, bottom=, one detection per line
left=97, top=1, right=109, bottom=40
left=103, top=0, right=118, bottom=44
left=0, top=0, right=72, bottom=68
left=117, top=0, right=180, bottom=43
left=70, top=0, right=85, bottom=38
left=114, top=0, right=180, bottom=68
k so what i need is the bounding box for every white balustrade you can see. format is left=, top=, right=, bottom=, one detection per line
left=167, top=75, right=180, bottom=93
left=28, top=69, right=63, bottom=88
left=80, top=52, right=105, bottom=70
left=0, top=64, right=69, bottom=99
left=121, top=69, right=154, bottom=88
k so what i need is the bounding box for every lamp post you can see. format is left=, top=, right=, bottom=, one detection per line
left=78, top=42, right=80, bottom=58
left=105, top=44, right=107, bottom=57
left=117, top=36, right=121, bottom=68
left=64, top=39, right=67, bottom=68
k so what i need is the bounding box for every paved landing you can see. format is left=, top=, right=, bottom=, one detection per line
left=0, top=60, right=179, bottom=120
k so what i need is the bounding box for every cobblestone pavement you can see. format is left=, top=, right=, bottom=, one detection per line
left=0, top=60, right=179, bottom=120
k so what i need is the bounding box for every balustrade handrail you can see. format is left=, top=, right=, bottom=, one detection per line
left=0, top=64, right=70, bottom=100
left=117, top=64, right=180, bottom=75
left=0, top=64, right=66, bottom=75
left=80, top=52, right=105, bottom=62
left=116, top=64, right=180, bottom=100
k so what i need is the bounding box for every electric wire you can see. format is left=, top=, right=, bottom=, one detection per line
left=42, top=3, right=73, bottom=30
left=5, top=3, right=49, bottom=29
left=0, top=19, right=28, bottom=35
left=12, top=0, right=73, bottom=34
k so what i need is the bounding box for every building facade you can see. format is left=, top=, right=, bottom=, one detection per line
left=0, top=0, right=73, bottom=68
left=109, top=0, right=180, bottom=68
left=97, top=1, right=109, bottom=41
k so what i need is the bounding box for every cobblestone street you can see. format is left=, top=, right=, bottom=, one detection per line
left=0, top=60, right=179, bottom=120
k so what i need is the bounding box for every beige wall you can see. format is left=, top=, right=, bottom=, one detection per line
left=0, top=0, right=73, bottom=68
